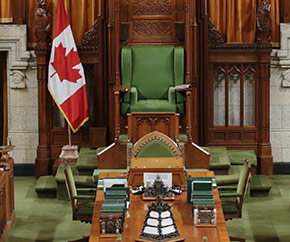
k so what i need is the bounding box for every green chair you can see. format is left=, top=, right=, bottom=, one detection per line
left=64, top=163, right=96, bottom=223
left=121, top=45, right=186, bottom=114
left=219, top=159, right=252, bottom=242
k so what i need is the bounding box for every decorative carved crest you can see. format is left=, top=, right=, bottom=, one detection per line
left=35, top=0, right=51, bottom=46
left=255, top=0, right=272, bottom=44
left=208, top=18, right=225, bottom=48
left=131, top=131, right=182, bottom=158
left=137, top=117, right=170, bottom=126
left=133, top=22, right=172, bottom=35
left=81, top=20, right=99, bottom=51
left=133, top=0, right=171, bottom=15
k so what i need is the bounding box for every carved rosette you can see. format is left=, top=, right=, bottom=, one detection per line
left=80, top=20, right=99, bottom=52
left=255, top=0, right=272, bottom=44
left=133, top=0, right=171, bottom=15
left=133, top=22, right=172, bottom=35
left=35, top=0, right=51, bottom=46
left=208, top=18, right=225, bottom=48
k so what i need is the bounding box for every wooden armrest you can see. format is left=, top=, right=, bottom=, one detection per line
left=113, top=85, right=130, bottom=93
left=174, top=84, right=191, bottom=92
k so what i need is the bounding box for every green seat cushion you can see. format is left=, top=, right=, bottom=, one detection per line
left=208, top=147, right=231, bottom=170
left=79, top=147, right=98, bottom=154
left=227, top=149, right=257, bottom=166
left=35, top=175, right=57, bottom=192
left=179, top=133, right=188, bottom=142
left=75, top=203, right=95, bottom=217
left=130, top=100, right=176, bottom=113
left=77, top=152, right=98, bottom=169
left=221, top=200, right=239, bottom=215
left=136, top=140, right=176, bottom=158
left=92, top=168, right=130, bottom=183
left=250, top=175, right=271, bottom=191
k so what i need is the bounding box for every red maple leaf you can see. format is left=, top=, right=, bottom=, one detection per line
left=50, top=43, right=82, bottom=83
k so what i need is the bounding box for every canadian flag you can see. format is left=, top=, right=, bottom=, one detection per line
left=48, top=0, right=88, bottom=132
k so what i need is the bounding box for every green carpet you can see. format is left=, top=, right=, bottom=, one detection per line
left=7, top=175, right=290, bottom=241
left=7, top=177, right=90, bottom=242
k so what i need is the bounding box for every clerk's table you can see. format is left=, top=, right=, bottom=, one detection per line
left=89, top=171, right=230, bottom=242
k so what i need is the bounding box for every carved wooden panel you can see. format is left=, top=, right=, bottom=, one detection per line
left=133, top=22, right=172, bottom=35
left=126, top=0, right=177, bottom=44
left=128, top=112, right=179, bottom=144
left=133, top=0, right=172, bottom=15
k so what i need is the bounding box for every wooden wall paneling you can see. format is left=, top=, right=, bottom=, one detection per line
left=197, top=0, right=209, bottom=146
left=35, top=0, right=52, bottom=177
left=280, top=0, right=290, bottom=23
left=11, top=0, right=26, bottom=24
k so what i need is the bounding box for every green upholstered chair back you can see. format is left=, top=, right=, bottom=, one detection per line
left=136, top=140, right=177, bottom=158
left=237, top=159, right=251, bottom=205
left=64, top=164, right=77, bottom=206
left=121, top=45, right=184, bottom=113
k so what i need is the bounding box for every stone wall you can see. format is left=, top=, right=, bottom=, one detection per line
left=0, top=25, right=38, bottom=164
left=270, top=23, right=290, bottom=163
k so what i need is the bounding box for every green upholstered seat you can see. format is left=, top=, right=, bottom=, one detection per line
left=221, top=200, right=240, bottom=215
left=205, top=147, right=231, bottom=175
left=35, top=175, right=57, bottom=198
left=227, top=149, right=257, bottom=167
left=76, top=147, right=106, bottom=175
left=75, top=203, right=95, bottom=217
left=121, top=45, right=185, bottom=114
left=136, top=140, right=176, bottom=158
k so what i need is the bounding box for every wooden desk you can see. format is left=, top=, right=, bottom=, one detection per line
left=128, top=157, right=186, bottom=187
left=89, top=171, right=230, bottom=242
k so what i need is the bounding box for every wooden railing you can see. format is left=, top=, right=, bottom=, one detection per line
left=0, top=156, right=15, bottom=242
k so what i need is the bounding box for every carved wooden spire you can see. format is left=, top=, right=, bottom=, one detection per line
left=208, top=18, right=225, bottom=48
left=80, top=20, right=99, bottom=51
left=255, top=0, right=272, bottom=44
left=35, top=0, right=51, bottom=47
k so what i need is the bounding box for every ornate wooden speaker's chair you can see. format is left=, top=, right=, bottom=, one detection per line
left=219, top=159, right=252, bottom=242
left=98, top=45, right=209, bottom=170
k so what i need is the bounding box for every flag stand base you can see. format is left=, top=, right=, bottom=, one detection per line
left=59, top=145, right=79, bottom=159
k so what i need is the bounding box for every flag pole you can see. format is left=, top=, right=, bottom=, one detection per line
left=68, top=124, right=71, bottom=147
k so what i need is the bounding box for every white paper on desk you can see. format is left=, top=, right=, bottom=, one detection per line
left=147, top=218, right=159, bottom=227
left=161, top=218, right=173, bottom=227
left=161, top=225, right=176, bottom=235
left=161, top=211, right=170, bottom=218
left=103, top=178, right=128, bottom=192
left=149, top=211, right=159, bottom=218
left=144, top=226, right=159, bottom=235
left=143, top=173, right=172, bottom=188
